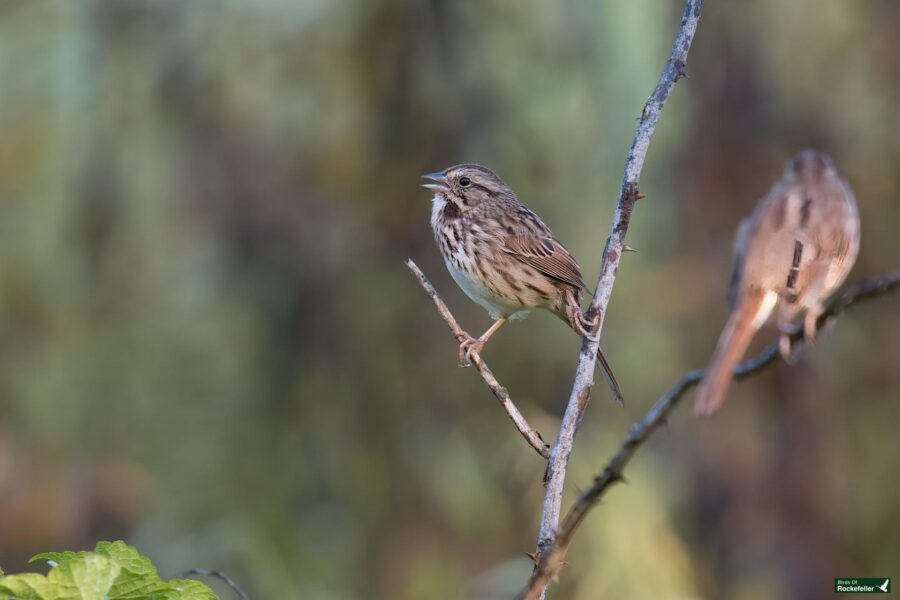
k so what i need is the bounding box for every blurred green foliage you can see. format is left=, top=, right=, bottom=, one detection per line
left=0, top=1, right=898, bottom=599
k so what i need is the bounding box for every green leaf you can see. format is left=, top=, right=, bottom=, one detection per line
left=92, top=541, right=171, bottom=599
left=166, top=579, right=218, bottom=600
left=2, top=555, right=119, bottom=600
left=1, top=541, right=221, bottom=600
left=0, top=572, right=58, bottom=600
left=95, top=541, right=153, bottom=574
left=29, top=552, right=88, bottom=568
left=56, top=555, right=120, bottom=600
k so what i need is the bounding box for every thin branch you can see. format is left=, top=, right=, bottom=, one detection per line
left=532, top=1, right=705, bottom=594
left=174, top=568, right=250, bottom=600
left=406, top=259, right=551, bottom=459
left=517, top=269, right=900, bottom=599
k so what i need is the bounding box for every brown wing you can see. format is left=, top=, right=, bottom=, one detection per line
left=503, top=233, right=588, bottom=292
left=727, top=217, right=752, bottom=310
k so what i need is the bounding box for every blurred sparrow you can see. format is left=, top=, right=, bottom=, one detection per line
left=423, top=164, right=623, bottom=403
left=695, top=150, right=860, bottom=416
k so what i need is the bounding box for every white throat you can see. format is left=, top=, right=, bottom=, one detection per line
left=429, top=193, right=447, bottom=228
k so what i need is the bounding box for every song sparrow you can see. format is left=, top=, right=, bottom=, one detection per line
left=694, top=150, right=860, bottom=416
left=423, top=163, right=623, bottom=403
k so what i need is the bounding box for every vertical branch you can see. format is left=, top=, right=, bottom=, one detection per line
left=530, top=1, right=704, bottom=598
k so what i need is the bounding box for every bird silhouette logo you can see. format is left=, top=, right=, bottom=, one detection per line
left=877, top=579, right=890, bottom=592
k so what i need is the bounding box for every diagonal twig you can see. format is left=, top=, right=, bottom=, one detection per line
left=174, top=568, right=250, bottom=600
left=517, top=269, right=900, bottom=599
left=406, top=259, right=551, bottom=459
left=532, top=2, right=705, bottom=595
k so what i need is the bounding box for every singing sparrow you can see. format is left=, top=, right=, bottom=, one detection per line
left=423, top=164, right=623, bottom=403
left=694, top=150, right=860, bottom=416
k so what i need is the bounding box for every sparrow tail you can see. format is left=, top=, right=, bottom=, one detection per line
left=597, top=346, right=624, bottom=405
left=694, top=288, right=773, bottom=416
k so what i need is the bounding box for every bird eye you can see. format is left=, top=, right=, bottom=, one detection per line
left=459, top=176, right=471, bottom=187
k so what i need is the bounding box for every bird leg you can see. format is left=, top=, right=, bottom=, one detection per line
left=458, top=317, right=507, bottom=367
left=803, top=303, right=824, bottom=342
left=778, top=321, right=803, bottom=365
left=564, top=289, right=599, bottom=339
left=779, top=290, right=825, bottom=363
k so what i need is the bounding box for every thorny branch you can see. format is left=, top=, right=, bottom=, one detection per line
left=406, top=259, right=551, bottom=459
left=517, top=269, right=900, bottom=600
left=532, top=1, right=705, bottom=596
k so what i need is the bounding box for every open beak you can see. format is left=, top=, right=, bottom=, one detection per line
left=421, top=171, right=449, bottom=193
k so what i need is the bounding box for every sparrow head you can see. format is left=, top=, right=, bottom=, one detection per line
left=422, top=164, right=514, bottom=210
left=785, top=150, right=836, bottom=182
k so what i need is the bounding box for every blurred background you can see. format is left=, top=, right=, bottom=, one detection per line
left=1, top=1, right=898, bottom=598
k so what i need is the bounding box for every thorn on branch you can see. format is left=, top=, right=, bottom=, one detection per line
left=623, top=245, right=638, bottom=253
left=623, top=183, right=643, bottom=204
left=604, top=467, right=625, bottom=485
